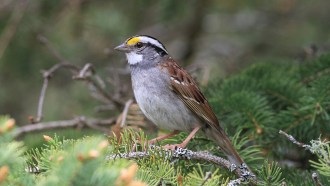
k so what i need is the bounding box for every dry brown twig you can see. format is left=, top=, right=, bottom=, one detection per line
left=15, top=35, right=131, bottom=137
left=111, top=101, right=145, bottom=141
left=32, top=63, right=80, bottom=123
left=14, top=116, right=116, bottom=138
left=73, top=63, right=124, bottom=107
left=37, top=35, right=124, bottom=108
left=29, top=35, right=125, bottom=124
left=120, top=99, right=134, bottom=127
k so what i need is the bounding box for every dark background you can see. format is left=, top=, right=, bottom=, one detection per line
left=1, top=0, right=329, bottom=143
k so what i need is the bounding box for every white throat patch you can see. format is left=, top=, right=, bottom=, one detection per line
left=126, top=52, right=142, bottom=65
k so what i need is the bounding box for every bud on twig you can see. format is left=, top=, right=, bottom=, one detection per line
left=43, top=135, right=53, bottom=142
left=0, top=166, right=9, bottom=183
left=4, top=119, right=15, bottom=131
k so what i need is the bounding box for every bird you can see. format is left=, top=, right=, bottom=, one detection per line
left=114, top=35, right=245, bottom=167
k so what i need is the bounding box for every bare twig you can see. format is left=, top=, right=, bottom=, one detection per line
left=73, top=63, right=124, bottom=107
left=14, top=116, right=116, bottom=138
left=120, top=99, right=133, bottom=127
left=44, top=63, right=80, bottom=75
left=73, top=63, right=94, bottom=79
left=76, top=116, right=112, bottom=134
left=279, top=130, right=311, bottom=150
left=32, top=35, right=125, bottom=122
left=33, top=63, right=80, bottom=123
left=279, top=130, right=330, bottom=165
left=37, top=34, right=123, bottom=108
left=35, top=76, right=48, bottom=123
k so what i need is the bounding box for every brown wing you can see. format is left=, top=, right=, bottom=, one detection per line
left=159, top=57, right=246, bottom=166
left=159, top=57, right=219, bottom=127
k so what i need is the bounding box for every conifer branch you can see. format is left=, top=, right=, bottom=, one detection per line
left=107, top=146, right=255, bottom=183
left=301, top=67, right=330, bottom=84
left=279, top=130, right=330, bottom=160
left=279, top=130, right=311, bottom=150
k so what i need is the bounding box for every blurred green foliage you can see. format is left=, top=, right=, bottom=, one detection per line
left=1, top=0, right=330, bottom=126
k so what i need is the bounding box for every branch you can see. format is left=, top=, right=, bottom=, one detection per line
left=107, top=146, right=255, bottom=183
left=37, top=35, right=123, bottom=106
left=279, top=130, right=329, bottom=164
left=73, top=63, right=124, bottom=108
left=32, top=63, right=80, bottom=123
left=279, top=130, right=311, bottom=151
left=13, top=116, right=116, bottom=138
left=120, top=99, right=133, bottom=127
left=31, top=35, right=124, bottom=122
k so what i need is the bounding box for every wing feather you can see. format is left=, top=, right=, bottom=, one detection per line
left=159, top=58, right=219, bottom=127
left=158, top=58, right=245, bottom=166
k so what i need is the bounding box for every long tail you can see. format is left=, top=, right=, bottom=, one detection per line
left=204, top=127, right=244, bottom=167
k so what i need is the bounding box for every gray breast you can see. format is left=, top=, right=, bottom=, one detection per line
left=130, top=66, right=199, bottom=132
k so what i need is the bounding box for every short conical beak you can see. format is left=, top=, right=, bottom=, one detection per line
left=114, top=43, right=130, bottom=52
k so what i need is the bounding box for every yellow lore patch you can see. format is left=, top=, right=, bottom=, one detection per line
left=126, top=37, right=140, bottom=45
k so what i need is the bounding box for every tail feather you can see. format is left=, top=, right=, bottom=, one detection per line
left=204, top=127, right=244, bottom=167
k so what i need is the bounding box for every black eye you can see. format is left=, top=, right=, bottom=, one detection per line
left=136, top=42, right=143, bottom=48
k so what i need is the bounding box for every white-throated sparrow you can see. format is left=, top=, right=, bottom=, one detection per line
left=115, top=35, right=245, bottom=166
